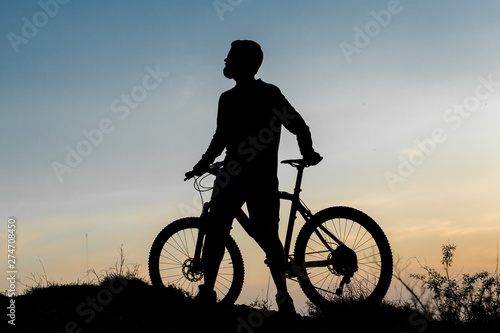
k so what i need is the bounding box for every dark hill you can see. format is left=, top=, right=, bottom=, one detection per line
left=2, top=277, right=499, bottom=333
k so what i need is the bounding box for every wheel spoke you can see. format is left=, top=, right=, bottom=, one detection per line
left=295, top=209, right=392, bottom=306
left=149, top=219, right=244, bottom=306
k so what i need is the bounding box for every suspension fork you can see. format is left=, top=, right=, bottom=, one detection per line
left=192, top=202, right=210, bottom=266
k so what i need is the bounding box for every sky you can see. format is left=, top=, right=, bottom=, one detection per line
left=1, top=0, right=500, bottom=311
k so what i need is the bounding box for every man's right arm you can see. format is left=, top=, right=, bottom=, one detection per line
left=190, top=96, right=227, bottom=175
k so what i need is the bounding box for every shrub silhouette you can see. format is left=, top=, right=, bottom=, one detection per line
left=411, top=243, right=500, bottom=323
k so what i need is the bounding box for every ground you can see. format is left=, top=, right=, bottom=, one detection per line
left=2, top=277, right=499, bottom=333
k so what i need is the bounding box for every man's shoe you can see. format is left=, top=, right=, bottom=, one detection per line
left=276, top=292, right=296, bottom=315
left=194, top=285, right=217, bottom=305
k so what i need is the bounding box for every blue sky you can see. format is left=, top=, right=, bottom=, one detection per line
left=1, top=0, right=500, bottom=309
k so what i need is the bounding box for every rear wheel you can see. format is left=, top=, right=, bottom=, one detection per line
left=148, top=217, right=244, bottom=305
left=294, top=207, right=393, bottom=308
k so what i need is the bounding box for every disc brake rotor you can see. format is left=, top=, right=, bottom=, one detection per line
left=182, top=258, right=204, bottom=282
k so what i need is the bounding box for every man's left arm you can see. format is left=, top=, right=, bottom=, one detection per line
left=273, top=94, right=321, bottom=163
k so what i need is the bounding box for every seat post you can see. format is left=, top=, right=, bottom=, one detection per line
left=293, top=166, right=305, bottom=198
left=283, top=165, right=305, bottom=256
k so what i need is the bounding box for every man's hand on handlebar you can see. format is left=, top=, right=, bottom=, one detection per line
left=184, top=167, right=207, bottom=181
left=184, top=171, right=196, bottom=181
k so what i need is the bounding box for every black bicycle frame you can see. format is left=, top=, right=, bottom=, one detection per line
left=280, top=165, right=313, bottom=257
left=193, top=163, right=343, bottom=266
left=278, top=165, right=342, bottom=258
left=234, top=165, right=314, bottom=258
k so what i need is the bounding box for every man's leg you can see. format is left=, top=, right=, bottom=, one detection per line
left=264, top=237, right=289, bottom=296
left=201, top=176, right=245, bottom=293
left=246, top=185, right=295, bottom=313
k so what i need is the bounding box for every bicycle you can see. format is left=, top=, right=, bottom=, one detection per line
left=148, top=159, right=393, bottom=309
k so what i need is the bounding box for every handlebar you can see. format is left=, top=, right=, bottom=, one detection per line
left=184, top=161, right=224, bottom=181
left=184, top=171, right=196, bottom=181
left=185, top=154, right=322, bottom=181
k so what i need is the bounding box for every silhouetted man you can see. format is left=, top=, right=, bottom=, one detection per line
left=186, top=40, right=321, bottom=314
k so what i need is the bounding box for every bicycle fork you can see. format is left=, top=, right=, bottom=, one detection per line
left=191, top=203, right=210, bottom=273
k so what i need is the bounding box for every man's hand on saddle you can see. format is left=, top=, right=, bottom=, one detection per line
left=303, top=151, right=323, bottom=166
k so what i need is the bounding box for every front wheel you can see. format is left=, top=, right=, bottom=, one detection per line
left=294, top=207, right=393, bottom=308
left=148, top=217, right=245, bottom=305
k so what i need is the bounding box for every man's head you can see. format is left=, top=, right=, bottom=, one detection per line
left=223, top=40, right=263, bottom=80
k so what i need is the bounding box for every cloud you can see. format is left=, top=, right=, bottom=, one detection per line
left=389, top=217, right=500, bottom=242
